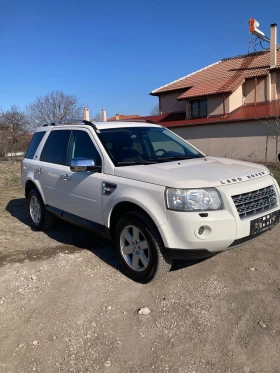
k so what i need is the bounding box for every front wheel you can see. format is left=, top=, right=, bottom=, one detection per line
left=28, top=189, right=55, bottom=231
left=114, top=211, right=172, bottom=283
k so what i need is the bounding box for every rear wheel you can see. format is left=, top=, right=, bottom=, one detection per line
left=114, top=211, right=172, bottom=283
left=28, top=189, right=55, bottom=231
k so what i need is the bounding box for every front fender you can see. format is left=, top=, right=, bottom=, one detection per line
left=102, top=177, right=167, bottom=228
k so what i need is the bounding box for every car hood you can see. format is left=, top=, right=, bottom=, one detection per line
left=114, top=157, right=270, bottom=188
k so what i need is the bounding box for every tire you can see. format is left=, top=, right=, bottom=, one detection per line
left=114, top=210, right=172, bottom=283
left=28, top=189, right=55, bottom=231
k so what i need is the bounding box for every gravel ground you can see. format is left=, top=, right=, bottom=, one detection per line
left=1, top=162, right=280, bottom=373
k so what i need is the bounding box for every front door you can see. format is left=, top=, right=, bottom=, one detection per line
left=58, top=129, right=104, bottom=225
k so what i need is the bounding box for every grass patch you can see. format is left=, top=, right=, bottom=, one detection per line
left=270, top=167, right=280, bottom=185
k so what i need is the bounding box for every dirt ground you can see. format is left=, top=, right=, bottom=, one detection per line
left=1, top=162, right=280, bottom=373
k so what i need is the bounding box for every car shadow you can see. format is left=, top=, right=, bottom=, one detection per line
left=5, top=198, right=205, bottom=273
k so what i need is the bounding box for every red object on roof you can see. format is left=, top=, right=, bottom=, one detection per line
left=151, top=50, right=280, bottom=98
left=139, top=101, right=280, bottom=128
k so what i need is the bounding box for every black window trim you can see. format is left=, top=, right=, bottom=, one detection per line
left=24, top=131, right=47, bottom=160
left=38, top=128, right=103, bottom=170
left=190, top=98, right=208, bottom=119
left=66, top=129, right=103, bottom=169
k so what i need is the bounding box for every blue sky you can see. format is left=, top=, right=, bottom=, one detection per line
left=1, top=0, right=279, bottom=118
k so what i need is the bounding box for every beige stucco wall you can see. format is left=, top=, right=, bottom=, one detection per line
left=244, top=79, right=255, bottom=104
left=159, top=91, right=186, bottom=113
left=171, top=121, right=279, bottom=162
left=277, top=72, right=280, bottom=99
left=271, top=72, right=277, bottom=100
left=243, top=78, right=267, bottom=104
left=256, top=77, right=267, bottom=102
left=229, top=85, right=243, bottom=112
left=207, top=95, right=224, bottom=115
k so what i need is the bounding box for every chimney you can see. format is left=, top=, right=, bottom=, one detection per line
left=270, top=23, right=277, bottom=68
left=115, top=113, right=120, bottom=121
left=101, top=108, right=107, bottom=122
left=83, top=107, right=90, bottom=121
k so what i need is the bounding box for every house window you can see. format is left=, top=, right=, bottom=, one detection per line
left=191, top=99, right=207, bottom=118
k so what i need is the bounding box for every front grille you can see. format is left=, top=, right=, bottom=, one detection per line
left=232, top=185, right=278, bottom=219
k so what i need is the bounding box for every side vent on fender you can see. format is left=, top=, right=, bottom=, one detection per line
left=102, top=182, right=117, bottom=196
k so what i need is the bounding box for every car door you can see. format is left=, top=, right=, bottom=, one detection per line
left=36, top=129, right=71, bottom=209
left=58, top=129, right=104, bottom=225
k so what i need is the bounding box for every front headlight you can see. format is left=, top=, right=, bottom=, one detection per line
left=166, top=188, right=223, bottom=211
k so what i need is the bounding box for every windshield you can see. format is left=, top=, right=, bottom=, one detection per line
left=98, top=127, right=204, bottom=166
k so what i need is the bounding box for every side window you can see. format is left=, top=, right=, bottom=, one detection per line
left=40, top=130, right=71, bottom=165
left=67, top=130, right=101, bottom=166
left=25, top=131, right=46, bottom=159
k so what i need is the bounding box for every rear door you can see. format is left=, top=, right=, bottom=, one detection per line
left=36, top=129, right=71, bottom=208
left=58, top=129, right=104, bottom=224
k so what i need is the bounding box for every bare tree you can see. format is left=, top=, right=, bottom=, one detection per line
left=91, top=113, right=102, bottom=122
left=27, top=91, right=84, bottom=128
left=150, top=104, right=160, bottom=116
left=0, top=106, right=29, bottom=159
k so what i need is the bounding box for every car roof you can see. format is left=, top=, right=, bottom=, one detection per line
left=94, top=121, right=161, bottom=130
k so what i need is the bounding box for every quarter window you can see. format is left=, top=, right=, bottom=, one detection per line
left=25, top=131, right=46, bottom=159
left=40, top=130, right=71, bottom=165
left=191, top=99, right=207, bottom=118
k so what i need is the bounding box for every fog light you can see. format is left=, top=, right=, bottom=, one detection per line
left=194, top=225, right=212, bottom=240
left=198, top=226, right=204, bottom=235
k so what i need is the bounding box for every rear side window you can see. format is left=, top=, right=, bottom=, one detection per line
left=25, top=131, right=46, bottom=159
left=40, top=130, right=71, bottom=165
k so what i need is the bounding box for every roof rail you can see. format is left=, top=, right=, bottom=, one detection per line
left=42, top=119, right=99, bottom=132
left=110, top=119, right=157, bottom=124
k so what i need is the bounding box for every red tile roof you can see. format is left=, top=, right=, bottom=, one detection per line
left=177, top=78, right=245, bottom=99
left=107, top=114, right=141, bottom=121
left=151, top=50, right=280, bottom=97
left=140, top=101, right=280, bottom=128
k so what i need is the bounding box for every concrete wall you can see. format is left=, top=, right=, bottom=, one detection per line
left=171, top=120, right=279, bottom=163
left=159, top=91, right=186, bottom=113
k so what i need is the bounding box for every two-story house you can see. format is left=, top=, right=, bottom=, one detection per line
left=143, top=25, right=280, bottom=162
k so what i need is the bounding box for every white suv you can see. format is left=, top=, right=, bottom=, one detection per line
left=21, top=120, right=280, bottom=283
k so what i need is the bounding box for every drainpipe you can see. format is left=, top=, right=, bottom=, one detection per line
left=254, top=77, right=257, bottom=106
left=84, top=107, right=90, bottom=121
left=222, top=94, right=226, bottom=116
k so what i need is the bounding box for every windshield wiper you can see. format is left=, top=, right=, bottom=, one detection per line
left=116, top=160, right=159, bottom=166
left=153, top=155, right=204, bottom=162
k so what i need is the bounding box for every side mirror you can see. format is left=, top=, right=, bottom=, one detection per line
left=70, top=158, right=101, bottom=172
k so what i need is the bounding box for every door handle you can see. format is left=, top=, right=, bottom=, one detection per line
left=35, top=168, right=43, bottom=175
left=60, top=174, right=71, bottom=181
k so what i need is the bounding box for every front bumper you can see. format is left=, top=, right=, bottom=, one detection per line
left=158, top=175, right=280, bottom=254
